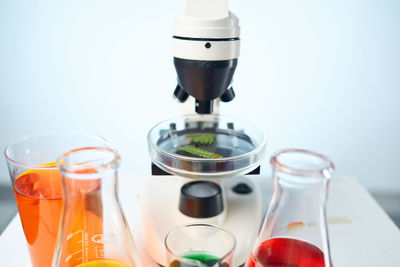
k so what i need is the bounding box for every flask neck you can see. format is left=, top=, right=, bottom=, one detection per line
left=272, top=170, right=330, bottom=210
left=63, top=169, right=117, bottom=199
left=61, top=169, right=119, bottom=235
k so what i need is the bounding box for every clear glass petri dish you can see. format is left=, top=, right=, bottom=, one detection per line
left=147, top=114, right=267, bottom=179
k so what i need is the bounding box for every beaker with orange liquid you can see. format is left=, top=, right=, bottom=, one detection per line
left=4, top=132, right=116, bottom=267
left=52, top=146, right=142, bottom=267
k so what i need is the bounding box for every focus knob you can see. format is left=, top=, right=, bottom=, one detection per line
left=173, top=84, right=189, bottom=103
left=220, top=87, right=235, bottom=102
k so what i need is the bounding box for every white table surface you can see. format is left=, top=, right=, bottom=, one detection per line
left=1, top=175, right=399, bottom=267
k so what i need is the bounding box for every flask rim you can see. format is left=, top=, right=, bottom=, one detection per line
left=4, top=131, right=113, bottom=170
left=270, top=148, right=334, bottom=178
left=57, top=146, right=121, bottom=177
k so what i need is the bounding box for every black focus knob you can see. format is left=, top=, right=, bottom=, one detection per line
left=173, top=84, right=189, bottom=103
left=179, top=181, right=224, bottom=218
left=220, top=87, right=235, bottom=102
left=232, top=182, right=252, bottom=194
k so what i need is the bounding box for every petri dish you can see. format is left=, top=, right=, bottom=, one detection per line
left=147, top=114, right=267, bottom=179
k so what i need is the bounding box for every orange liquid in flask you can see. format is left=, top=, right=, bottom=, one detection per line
left=13, top=164, right=63, bottom=267
left=14, top=164, right=105, bottom=267
left=57, top=172, right=104, bottom=267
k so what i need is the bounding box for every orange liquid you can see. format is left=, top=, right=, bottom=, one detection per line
left=13, top=167, right=63, bottom=267
left=14, top=167, right=105, bottom=267
left=57, top=176, right=104, bottom=267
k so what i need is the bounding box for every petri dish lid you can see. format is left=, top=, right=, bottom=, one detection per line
left=147, top=114, right=267, bottom=179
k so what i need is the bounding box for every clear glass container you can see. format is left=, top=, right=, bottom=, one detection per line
left=52, top=146, right=142, bottom=267
left=147, top=114, right=266, bottom=179
left=4, top=132, right=115, bottom=267
left=165, top=223, right=236, bottom=267
left=246, top=149, right=334, bottom=267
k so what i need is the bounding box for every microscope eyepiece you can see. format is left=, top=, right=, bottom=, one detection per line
left=173, top=1, right=240, bottom=114
left=174, top=58, right=238, bottom=114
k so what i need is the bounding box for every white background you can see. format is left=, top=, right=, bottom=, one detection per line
left=0, top=0, right=399, bottom=193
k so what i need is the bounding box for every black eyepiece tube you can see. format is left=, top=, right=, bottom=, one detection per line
left=195, top=99, right=213, bottom=114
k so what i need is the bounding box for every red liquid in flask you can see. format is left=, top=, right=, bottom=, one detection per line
left=246, top=237, right=325, bottom=267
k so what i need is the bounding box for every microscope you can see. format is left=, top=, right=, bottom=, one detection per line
left=139, top=1, right=268, bottom=266
left=172, top=0, right=239, bottom=114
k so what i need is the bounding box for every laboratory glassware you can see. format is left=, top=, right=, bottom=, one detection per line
left=165, top=223, right=236, bottom=267
left=4, top=132, right=114, bottom=267
left=52, top=146, right=142, bottom=267
left=246, top=149, right=334, bottom=267
left=148, top=114, right=266, bottom=179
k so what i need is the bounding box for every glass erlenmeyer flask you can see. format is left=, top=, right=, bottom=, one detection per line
left=246, top=149, right=334, bottom=267
left=52, top=146, right=142, bottom=267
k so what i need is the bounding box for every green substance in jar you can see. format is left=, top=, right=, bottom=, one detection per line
left=169, top=252, right=227, bottom=267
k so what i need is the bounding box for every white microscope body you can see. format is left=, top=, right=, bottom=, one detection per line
left=139, top=1, right=269, bottom=266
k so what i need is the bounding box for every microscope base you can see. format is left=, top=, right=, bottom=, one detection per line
left=139, top=175, right=267, bottom=267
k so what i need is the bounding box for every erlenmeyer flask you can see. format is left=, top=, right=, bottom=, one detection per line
left=52, top=146, right=142, bottom=267
left=246, top=149, right=334, bottom=267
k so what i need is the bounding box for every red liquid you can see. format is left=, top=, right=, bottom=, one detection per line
left=246, top=238, right=325, bottom=267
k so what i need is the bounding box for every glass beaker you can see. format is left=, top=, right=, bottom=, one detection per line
left=52, top=146, right=142, bottom=267
left=246, top=149, right=334, bottom=267
left=4, top=132, right=114, bottom=267
left=165, top=223, right=236, bottom=267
